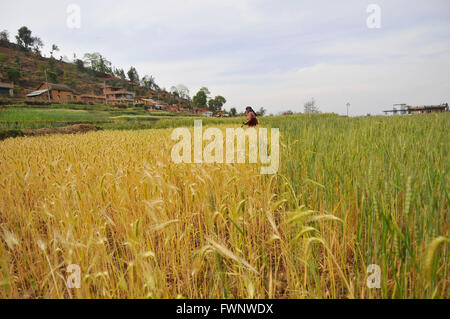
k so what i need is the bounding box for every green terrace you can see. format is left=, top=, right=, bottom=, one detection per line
left=0, top=104, right=246, bottom=132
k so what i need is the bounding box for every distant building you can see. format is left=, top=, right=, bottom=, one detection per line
left=384, top=103, right=448, bottom=115
left=195, top=108, right=209, bottom=115
left=80, top=94, right=106, bottom=104
left=103, top=85, right=135, bottom=104
left=395, top=104, right=408, bottom=115
left=0, top=82, right=14, bottom=97
left=407, top=104, right=448, bottom=114
left=202, top=111, right=214, bottom=117
left=26, top=83, right=80, bottom=103
left=216, top=111, right=228, bottom=117
left=140, top=98, right=157, bottom=106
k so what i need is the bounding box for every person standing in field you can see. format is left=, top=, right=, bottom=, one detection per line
left=243, top=106, right=259, bottom=127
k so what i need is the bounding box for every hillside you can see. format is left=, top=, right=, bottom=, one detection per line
left=0, top=41, right=189, bottom=108
left=0, top=44, right=106, bottom=95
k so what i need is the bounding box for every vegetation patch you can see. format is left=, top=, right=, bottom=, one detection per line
left=0, top=128, right=24, bottom=140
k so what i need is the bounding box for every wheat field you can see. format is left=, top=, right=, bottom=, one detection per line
left=0, top=114, right=448, bottom=299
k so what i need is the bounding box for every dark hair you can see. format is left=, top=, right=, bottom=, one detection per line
left=246, top=106, right=256, bottom=115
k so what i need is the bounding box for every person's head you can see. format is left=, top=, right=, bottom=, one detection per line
left=246, top=106, right=255, bottom=114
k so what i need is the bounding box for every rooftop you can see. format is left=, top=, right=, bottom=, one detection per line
left=26, top=89, right=49, bottom=97
left=40, top=83, right=81, bottom=95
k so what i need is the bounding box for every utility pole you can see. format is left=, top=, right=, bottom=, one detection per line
left=44, top=69, right=51, bottom=101
left=346, top=102, right=350, bottom=117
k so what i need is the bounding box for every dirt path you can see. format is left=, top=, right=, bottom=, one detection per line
left=23, top=124, right=100, bottom=137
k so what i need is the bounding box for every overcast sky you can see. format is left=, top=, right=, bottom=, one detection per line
left=1, top=0, right=450, bottom=115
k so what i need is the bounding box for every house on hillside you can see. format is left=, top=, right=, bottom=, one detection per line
left=147, top=90, right=156, bottom=99
left=80, top=94, right=106, bottom=104
left=103, top=85, right=135, bottom=104
left=195, top=108, right=209, bottom=115
left=139, top=98, right=157, bottom=107
left=26, top=83, right=80, bottom=103
left=0, top=82, right=14, bottom=97
left=140, top=98, right=176, bottom=111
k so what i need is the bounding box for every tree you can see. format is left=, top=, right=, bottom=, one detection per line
left=207, top=99, right=215, bottom=111
left=83, top=53, right=112, bottom=74
left=141, top=75, right=157, bottom=90
left=37, top=62, right=48, bottom=74
left=208, top=95, right=227, bottom=112
left=229, top=107, right=237, bottom=117
left=48, top=57, right=56, bottom=72
left=127, top=66, right=139, bottom=85
left=192, top=89, right=207, bottom=108
left=304, top=98, right=320, bottom=114
left=115, top=68, right=127, bottom=81
left=74, top=59, right=85, bottom=72
left=170, top=84, right=190, bottom=100
left=6, top=68, right=21, bottom=83
left=16, top=26, right=42, bottom=52
left=199, top=87, right=211, bottom=99
left=257, top=107, right=267, bottom=116
left=47, top=71, right=57, bottom=82
left=134, top=86, right=146, bottom=98
left=0, top=30, right=9, bottom=45
left=50, top=44, right=59, bottom=57
left=16, top=26, right=33, bottom=49
left=32, top=37, right=44, bottom=54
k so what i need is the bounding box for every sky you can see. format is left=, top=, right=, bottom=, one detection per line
left=1, top=0, right=450, bottom=115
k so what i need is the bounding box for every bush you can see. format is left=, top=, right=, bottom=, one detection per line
left=25, top=100, right=51, bottom=106
left=69, top=101, right=86, bottom=105
left=0, top=129, right=24, bottom=141
left=6, top=67, right=21, bottom=83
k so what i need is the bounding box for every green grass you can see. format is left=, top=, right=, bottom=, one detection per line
left=270, top=113, right=449, bottom=298
left=0, top=108, right=109, bottom=122
left=0, top=105, right=204, bottom=130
